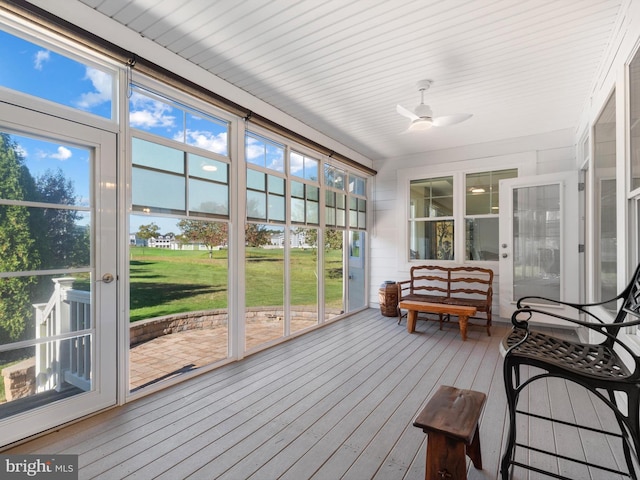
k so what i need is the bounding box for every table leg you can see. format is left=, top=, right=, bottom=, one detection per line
left=407, top=310, right=417, bottom=333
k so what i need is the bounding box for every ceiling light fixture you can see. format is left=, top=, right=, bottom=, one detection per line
left=470, top=187, right=486, bottom=193
left=202, top=164, right=218, bottom=172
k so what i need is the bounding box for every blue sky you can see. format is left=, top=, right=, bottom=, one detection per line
left=0, top=28, right=322, bottom=236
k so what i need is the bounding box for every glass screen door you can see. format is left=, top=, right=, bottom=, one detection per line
left=498, top=172, right=579, bottom=321
left=0, top=103, right=117, bottom=447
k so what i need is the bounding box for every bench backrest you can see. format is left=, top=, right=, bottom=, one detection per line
left=408, top=265, right=493, bottom=302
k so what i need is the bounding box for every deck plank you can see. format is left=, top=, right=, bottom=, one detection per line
left=3, top=309, right=630, bottom=480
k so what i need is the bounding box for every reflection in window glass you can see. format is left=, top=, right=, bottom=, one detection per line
left=189, top=179, right=228, bottom=216
left=246, top=132, right=284, bottom=172
left=409, top=220, right=455, bottom=260
left=132, top=167, right=185, bottom=213
left=130, top=87, right=229, bottom=156
left=0, top=29, right=114, bottom=119
left=349, top=174, right=366, bottom=195
left=247, top=169, right=286, bottom=222
left=290, top=151, right=319, bottom=181
left=465, top=218, right=499, bottom=261
left=132, top=138, right=184, bottom=174
left=325, top=164, right=346, bottom=190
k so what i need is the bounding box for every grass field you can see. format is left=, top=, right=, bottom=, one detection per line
left=129, top=246, right=344, bottom=322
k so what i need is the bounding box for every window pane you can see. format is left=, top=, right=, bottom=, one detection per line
left=304, top=157, right=319, bottom=181
left=291, top=198, right=305, bottom=223
left=594, top=92, right=617, bottom=308
left=3, top=133, right=91, bottom=206
left=245, top=133, right=284, bottom=172
left=410, top=176, right=453, bottom=217
left=247, top=190, right=266, bottom=219
left=130, top=88, right=184, bottom=140
left=245, top=224, right=284, bottom=350
left=0, top=29, right=114, bottom=119
left=129, top=214, right=229, bottom=391
left=290, top=227, right=318, bottom=332
left=185, top=111, right=228, bottom=156
left=268, top=175, right=285, bottom=195
left=132, top=138, right=184, bottom=174
left=631, top=47, right=640, bottom=190
left=188, top=154, right=227, bottom=182
left=307, top=185, right=319, bottom=202
left=325, top=228, right=344, bottom=319
left=132, top=167, right=185, bottom=213
left=188, top=179, right=228, bottom=216
left=465, top=218, right=499, bottom=261
left=291, top=181, right=305, bottom=198
left=324, top=164, right=346, bottom=190
left=307, top=201, right=319, bottom=224
left=269, top=193, right=285, bottom=222
left=409, top=220, right=455, bottom=260
left=466, top=166, right=516, bottom=213
left=247, top=169, right=265, bottom=191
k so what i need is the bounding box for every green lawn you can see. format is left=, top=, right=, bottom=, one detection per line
left=129, top=247, right=343, bottom=321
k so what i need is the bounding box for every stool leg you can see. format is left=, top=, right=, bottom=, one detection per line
left=466, top=424, right=482, bottom=469
left=426, top=433, right=467, bottom=480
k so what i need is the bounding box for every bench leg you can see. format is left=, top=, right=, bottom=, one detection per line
left=425, top=433, right=467, bottom=480
left=407, top=310, right=417, bottom=333
left=458, top=315, right=469, bottom=341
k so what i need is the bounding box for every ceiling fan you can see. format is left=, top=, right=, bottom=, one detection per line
left=397, top=80, right=472, bottom=132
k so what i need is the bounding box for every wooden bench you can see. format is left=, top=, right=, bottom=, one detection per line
left=400, top=300, right=477, bottom=340
left=414, top=385, right=486, bottom=480
left=397, top=265, right=493, bottom=336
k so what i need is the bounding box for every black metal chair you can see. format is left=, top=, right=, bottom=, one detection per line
left=501, top=263, right=640, bottom=479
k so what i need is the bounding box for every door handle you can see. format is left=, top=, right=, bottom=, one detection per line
left=100, top=273, right=115, bottom=283
left=502, top=253, right=508, bottom=258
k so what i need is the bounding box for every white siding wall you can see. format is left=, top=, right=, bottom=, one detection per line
left=369, top=128, right=576, bottom=321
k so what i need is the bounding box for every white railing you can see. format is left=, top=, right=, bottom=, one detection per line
left=34, top=278, right=91, bottom=393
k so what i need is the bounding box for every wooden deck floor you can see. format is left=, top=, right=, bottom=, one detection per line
left=4, top=309, right=630, bottom=479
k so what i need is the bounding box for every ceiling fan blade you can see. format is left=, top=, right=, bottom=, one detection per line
left=396, top=104, right=419, bottom=121
left=433, top=113, right=472, bottom=127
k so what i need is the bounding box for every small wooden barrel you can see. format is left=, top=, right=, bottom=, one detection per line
left=379, top=281, right=398, bottom=317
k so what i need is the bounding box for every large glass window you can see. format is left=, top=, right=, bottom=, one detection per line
left=129, top=87, right=231, bottom=392
left=409, top=176, right=454, bottom=260
left=594, top=92, right=617, bottom=309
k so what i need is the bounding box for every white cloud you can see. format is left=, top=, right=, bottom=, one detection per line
left=75, top=67, right=112, bottom=109
left=50, top=146, right=72, bottom=161
left=182, top=130, right=228, bottom=155
left=129, top=91, right=176, bottom=129
left=15, top=144, right=27, bottom=158
left=34, top=50, right=50, bottom=70
left=245, top=137, right=263, bottom=161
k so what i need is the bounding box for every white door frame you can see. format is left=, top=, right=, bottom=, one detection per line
left=498, top=171, right=579, bottom=323
left=0, top=102, right=117, bottom=446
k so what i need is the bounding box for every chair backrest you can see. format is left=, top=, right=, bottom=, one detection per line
left=619, top=262, right=640, bottom=322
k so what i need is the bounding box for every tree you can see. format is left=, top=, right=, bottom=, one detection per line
left=178, top=220, right=228, bottom=258
left=136, top=223, right=160, bottom=246
left=245, top=223, right=270, bottom=247
left=35, top=168, right=85, bottom=268
left=0, top=133, right=40, bottom=343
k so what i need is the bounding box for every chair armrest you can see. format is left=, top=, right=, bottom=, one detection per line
left=397, top=280, right=411, bottom=300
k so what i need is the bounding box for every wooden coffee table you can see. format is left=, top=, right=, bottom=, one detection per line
left=399, top=300, right=477, bottom=341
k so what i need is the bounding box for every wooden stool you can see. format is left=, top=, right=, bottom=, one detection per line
left=413, top=385, right=486, bottom=480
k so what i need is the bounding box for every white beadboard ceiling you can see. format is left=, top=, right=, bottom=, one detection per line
left=75, top=0, right=623, bottom=162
